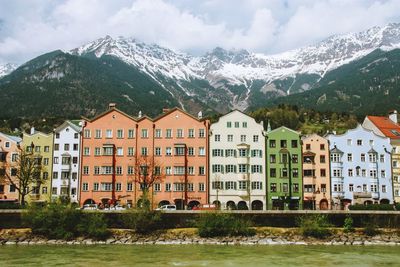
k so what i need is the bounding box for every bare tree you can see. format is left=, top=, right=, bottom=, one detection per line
left=0, top=146, right=45, bottom=206
left=132, top=155, right=165, bottom=210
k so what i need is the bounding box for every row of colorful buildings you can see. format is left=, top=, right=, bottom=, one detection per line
left=1, top=104, right=400, bottom=210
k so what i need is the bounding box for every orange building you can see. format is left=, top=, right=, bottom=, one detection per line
left=80, top=104, right=209, bottom=209
left=0, top=132, right=22, bottom=201
left=302, top=134, right=331, bottom=210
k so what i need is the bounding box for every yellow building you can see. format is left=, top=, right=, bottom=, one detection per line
left=22, top=128, right=54, bottom=203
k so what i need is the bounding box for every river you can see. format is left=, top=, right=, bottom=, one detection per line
left=0, top=245, right=399, bottom=266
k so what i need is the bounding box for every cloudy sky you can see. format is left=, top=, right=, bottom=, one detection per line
left=1, top=0, right=400, bottom=64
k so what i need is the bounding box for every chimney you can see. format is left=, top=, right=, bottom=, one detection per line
left=389, top=110, right=398, bottom=124
left=30, top=127, right=35, bottom=135
left=108, top=103, right=116, bottom=109
left=197, top=111, right=203, bottom=119
left=138, top=111, right=142, bottom=118
left=162, top=108, right=170, bottom=114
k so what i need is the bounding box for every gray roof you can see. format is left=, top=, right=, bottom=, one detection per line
left=1, top=133, right=22, bottom=143
left=330, top=146, right=343, bottom=154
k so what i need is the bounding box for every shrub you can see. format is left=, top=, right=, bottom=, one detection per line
left=0, top=201, right=22, bottom=209
left=197, top=213, right=255, bottom=238
left=297, top=214, right=331, bottom=239
left=348, top=204, right=394, bottom=211
left=24, top=203, right=110, bottom=240
left=123, top=210, right=162, bottom=234
left=343, top=215, right=354, bottom=233
left=363, top=217, right=381, bottom=237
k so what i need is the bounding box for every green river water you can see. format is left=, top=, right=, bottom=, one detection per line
left=0, top=245, right=399, bottom=267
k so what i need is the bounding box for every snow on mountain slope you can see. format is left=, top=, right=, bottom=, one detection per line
left=0, top=63, right=18, bottom=78
left=70, top=23, right=400, bottom=111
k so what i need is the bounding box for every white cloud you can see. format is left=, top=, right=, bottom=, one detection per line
left=0, top=0, right=399, bottom=64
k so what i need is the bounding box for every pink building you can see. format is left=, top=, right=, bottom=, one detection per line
left=80, top=104, right=209, bottom=209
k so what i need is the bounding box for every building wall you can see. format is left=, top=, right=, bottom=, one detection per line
left=22, top=132, right=54, bottom=203
left=80, top=109, right=137, bottom=206
left=327, top=125, right=393, bottom=209
left=52, top=121, right=81, bottom=203
left=390, top=140, right=400, bottom=203
left=209, top=110, right=266, bottom=210
left=302, top=134, right=331, bottom=210
left=266, top=127, right=303, bottom=210
left=0, top=133, right=21, bottom=201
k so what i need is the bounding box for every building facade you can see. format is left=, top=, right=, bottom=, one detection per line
left=363, top=111, right=400, bottom=203
left=209, top=110, right=266, bottom=210
left=302, top=134, right=331, bottom=210
left=0, top=132, right=22, bottom=201
left=327, top=125, right=393, bottom=209
left=52, top=121, right=82, bottom=204
left=22, top=129, right=54, bottom=203
left=266, top=126, right=303, bottom=210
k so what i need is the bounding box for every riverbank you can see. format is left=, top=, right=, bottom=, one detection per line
left=1, top=228, right=400, bottom=246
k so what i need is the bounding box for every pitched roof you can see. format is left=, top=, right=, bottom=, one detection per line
left=367, top=115, right=400, bottom=139
left=0, top=132, right=22, bottom=143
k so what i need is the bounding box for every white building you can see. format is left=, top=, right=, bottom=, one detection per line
left=52, top=121, right=82, bottom=203
left=209, top=110, right=266, bottom=210
left=327, top=124, right=393, bottom=209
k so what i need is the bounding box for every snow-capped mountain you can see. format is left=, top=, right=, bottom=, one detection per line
left=70, top=23, right=400, bottom=111
left=0, top=63, right=18, bottom=78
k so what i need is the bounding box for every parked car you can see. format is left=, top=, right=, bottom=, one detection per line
left=81, top=204, right=98, bottom=210
left=156, top=205, right=177, bottom=211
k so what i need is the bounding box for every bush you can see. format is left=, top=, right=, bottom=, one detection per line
left=23, top=203, right=110, bottom=240
left=349, top=204, right=394, bottom=210
left=297, top=214, right=331, bottom=239
left=123, top=210, right=162, bottom=234
left=197, top=213, right=255, bottom=238
left=343, top=215, right=354, bottom=233
left=0, top=201, right=22, bottom=209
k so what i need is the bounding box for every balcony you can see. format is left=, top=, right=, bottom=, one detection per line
left=353, top=192, right=372, bottom=198
left=61, top=164, right=71, bottom=171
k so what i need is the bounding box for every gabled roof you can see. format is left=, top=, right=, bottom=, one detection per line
left=366, top=115, right=400, bottom=139
left=153, top=107, right=206, bottom=122
left=267, top=126, right=300, bottom=135
left=368, top=148, right=377, bottom=154
left=54, top=120, right=82, bottom=133
left=0, top=132, right=22, bottom=144
left=82, top=107, right=137, bottom=123
left=331, top=146, right=343, bottom=154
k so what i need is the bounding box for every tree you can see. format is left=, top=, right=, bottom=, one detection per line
left=0, top=146, right=45, bottom=206
left=132, top=155, right=165, bottom=210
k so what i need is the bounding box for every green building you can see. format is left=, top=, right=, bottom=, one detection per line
left=22, top=129, right=54, bottom=203
left=266, top=126, right=303, bottom=210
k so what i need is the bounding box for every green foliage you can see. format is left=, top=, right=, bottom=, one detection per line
left=363, top=222, right=380, bottom=236
left=197, top=213, right=256, bottom=238
left=343, top=215, right=355, bottom=233
left=0, top=201, right=22, bottom=209
left=349, top=204, right=394, bottom=210
left=297, top=214, right=332, bottom=239
left=123, top=210, right=162, bottom=235
left=23, top=203, right=110, bottom=240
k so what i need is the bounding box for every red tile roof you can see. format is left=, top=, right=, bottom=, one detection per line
left=367, top=115, right=400, bottom=139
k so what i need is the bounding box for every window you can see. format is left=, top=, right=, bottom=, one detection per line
left=154, top=183, right=161, bottom=192
left=44, top=146, right=50, bottom=152
left=270, top=154, right=276, bottom=163
left=292, top=168, right=299, bottom=178
left=225, top=149, right=236, bottom=157
left=116, top=147, right=123, bottom=156
left=227, top=122, right=232, bottom=128
left=362, top=169, right=366, bottom=177
left=188, top=129, right=195, bottom=138
left=166, top=147, right=172, bottom=156
left=116, top=183, right=122, bottom=191
left=333, top=169, right=342, bottom=177
left=348, top=169, right=353, bottom=177
left=177, top=129, right=183, bottom=138
left=238, top=164, right=247, bottom=173
left=292, top=154, right=298, bottom=163
left=73, top=144, right=78, bottom=151
left=253, top=135, right=259, bottom=142
left=55, top=133, right=60, bottom=139
left=117, top=129, right=123, bottom=139
left=270, top=183, right=277, bottom=192
left=293, top=183, right=299, bottom=193
left=225, top=165, right=236, bottom=173
left=188, top=147, right=194, bottom=156
left=94, top=183, right=99, bottom=191
left=95, top=129, right=102, bottom=138
left=235, top=122, right=239, bottom=128
left=43, top=158, right=49, bottom=166
left=11, top=153, right=18, bottom=162
left=240, top=135, right=246, bottom=142
left=166, top=129, right=172, bottom=138
left=320, top=155, right=326, bottom=163
left=72, top=172, right=77, bottom=180
left=174, top=166, right=185, bottom=175
left=227, top=135, right=233, bottom=142
left=306, top=144, right=311, bottom=150
left=128, top=129, right=135, bottom=139
left=102, top=166, right=113, bottom=175
left=380, top=154, right=385, bottom=163
left=166, top=183, right=171, bottom=192
left=61, top=157, right=70, bottom=165
left=357, top=139, right=362, bottom=146
left=251, top=149, right=262, bottom=157
left=101, top=183, right=112, bottom=191
left=251, top=165, right=262, bottom=173
left=251, top=181, right=262, bottom=190
left=83, top=147, right=90, bottom=156
left=347, top=153, right=352, bottom=162
left=9, top=184, right=16, bottom=193
left=363, top=184, right=367, bottom=192
left=242, top=122, right=247, bottom=128
left=199, top=166, right=205, bottom=175
left=199, top=129, right=205, bottom=138
left=320, top=144, right=325, bottom=150
left=282, top=183, right=288, bottom=192
left=330, top=153, right=340, bottom=163
left=127, top=183, right=133, bottom=191
left=320, top=169, right=326, bottom=177
left=270, top=168, right=276, bottom=177
left=238, top=149, right=248, bottom=157
left=53, top=157, right=59, bottom=164
left=53, top=172, right=58, bottom=179
left=361, top=153, right=366, bottom=162
left=199, top=147, right=205, bottom=156
left=106, top=129, right=112, bottom=138
left=369, top=140, right=374, bottom=146
left=225, top=181, right=236, bottom=190
left=382, top=185, right=387, bottom=193
left=95, top=147, right=101, bottom=156
left=370, top=169, right=377, bottom=178
left=370, top=184, right=377, bottom=192
left=128, top=147, right=135, bottom=156
left=212, top=149, right=223, bottom=157
left=347, top=139, right=352, bottom=146
left=269, top=140, right=276, bottom=148
left=188, top=166, right=194, bottom=175
left=175, top=146, right=185, bottom=156
left=321, top=184, right=326, bottom=192
left=74, top=133, right=79, bottom=139
left=238, top=181, right=248, bottom=190
left=141, top=147, right=148, bottom=156
left=116, top=166, right=122, bottom=175
left=141, top=129, right=148, bottom=138
left=174, top=183, right=184, bottom=192
left=212, top=164, right=223, bottom=173
left=381, top=170, right=386, bottom=178
left=127, top=166, right=134, bottom=175
left=52, top=187, right=57, bottom=195
left=35, top=146, right=41, bottom=152
left=199, top=183, right=205, bottom=192
left=369, top=153, right=377, bottom=163
left=155, top=129, right=162, bottom=138
left=166, top=167, right=172, bottom=175
left=212, top=181, right=223, bottom=190
left=215, top=134, right=221, bottom=142
left=155, top=147, right=161, bottom=156
left=82, top=183, right=89, bottom=191
left=280, top=140, right=287, bottom=148
left=291, top=140, right=298, bottom=148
